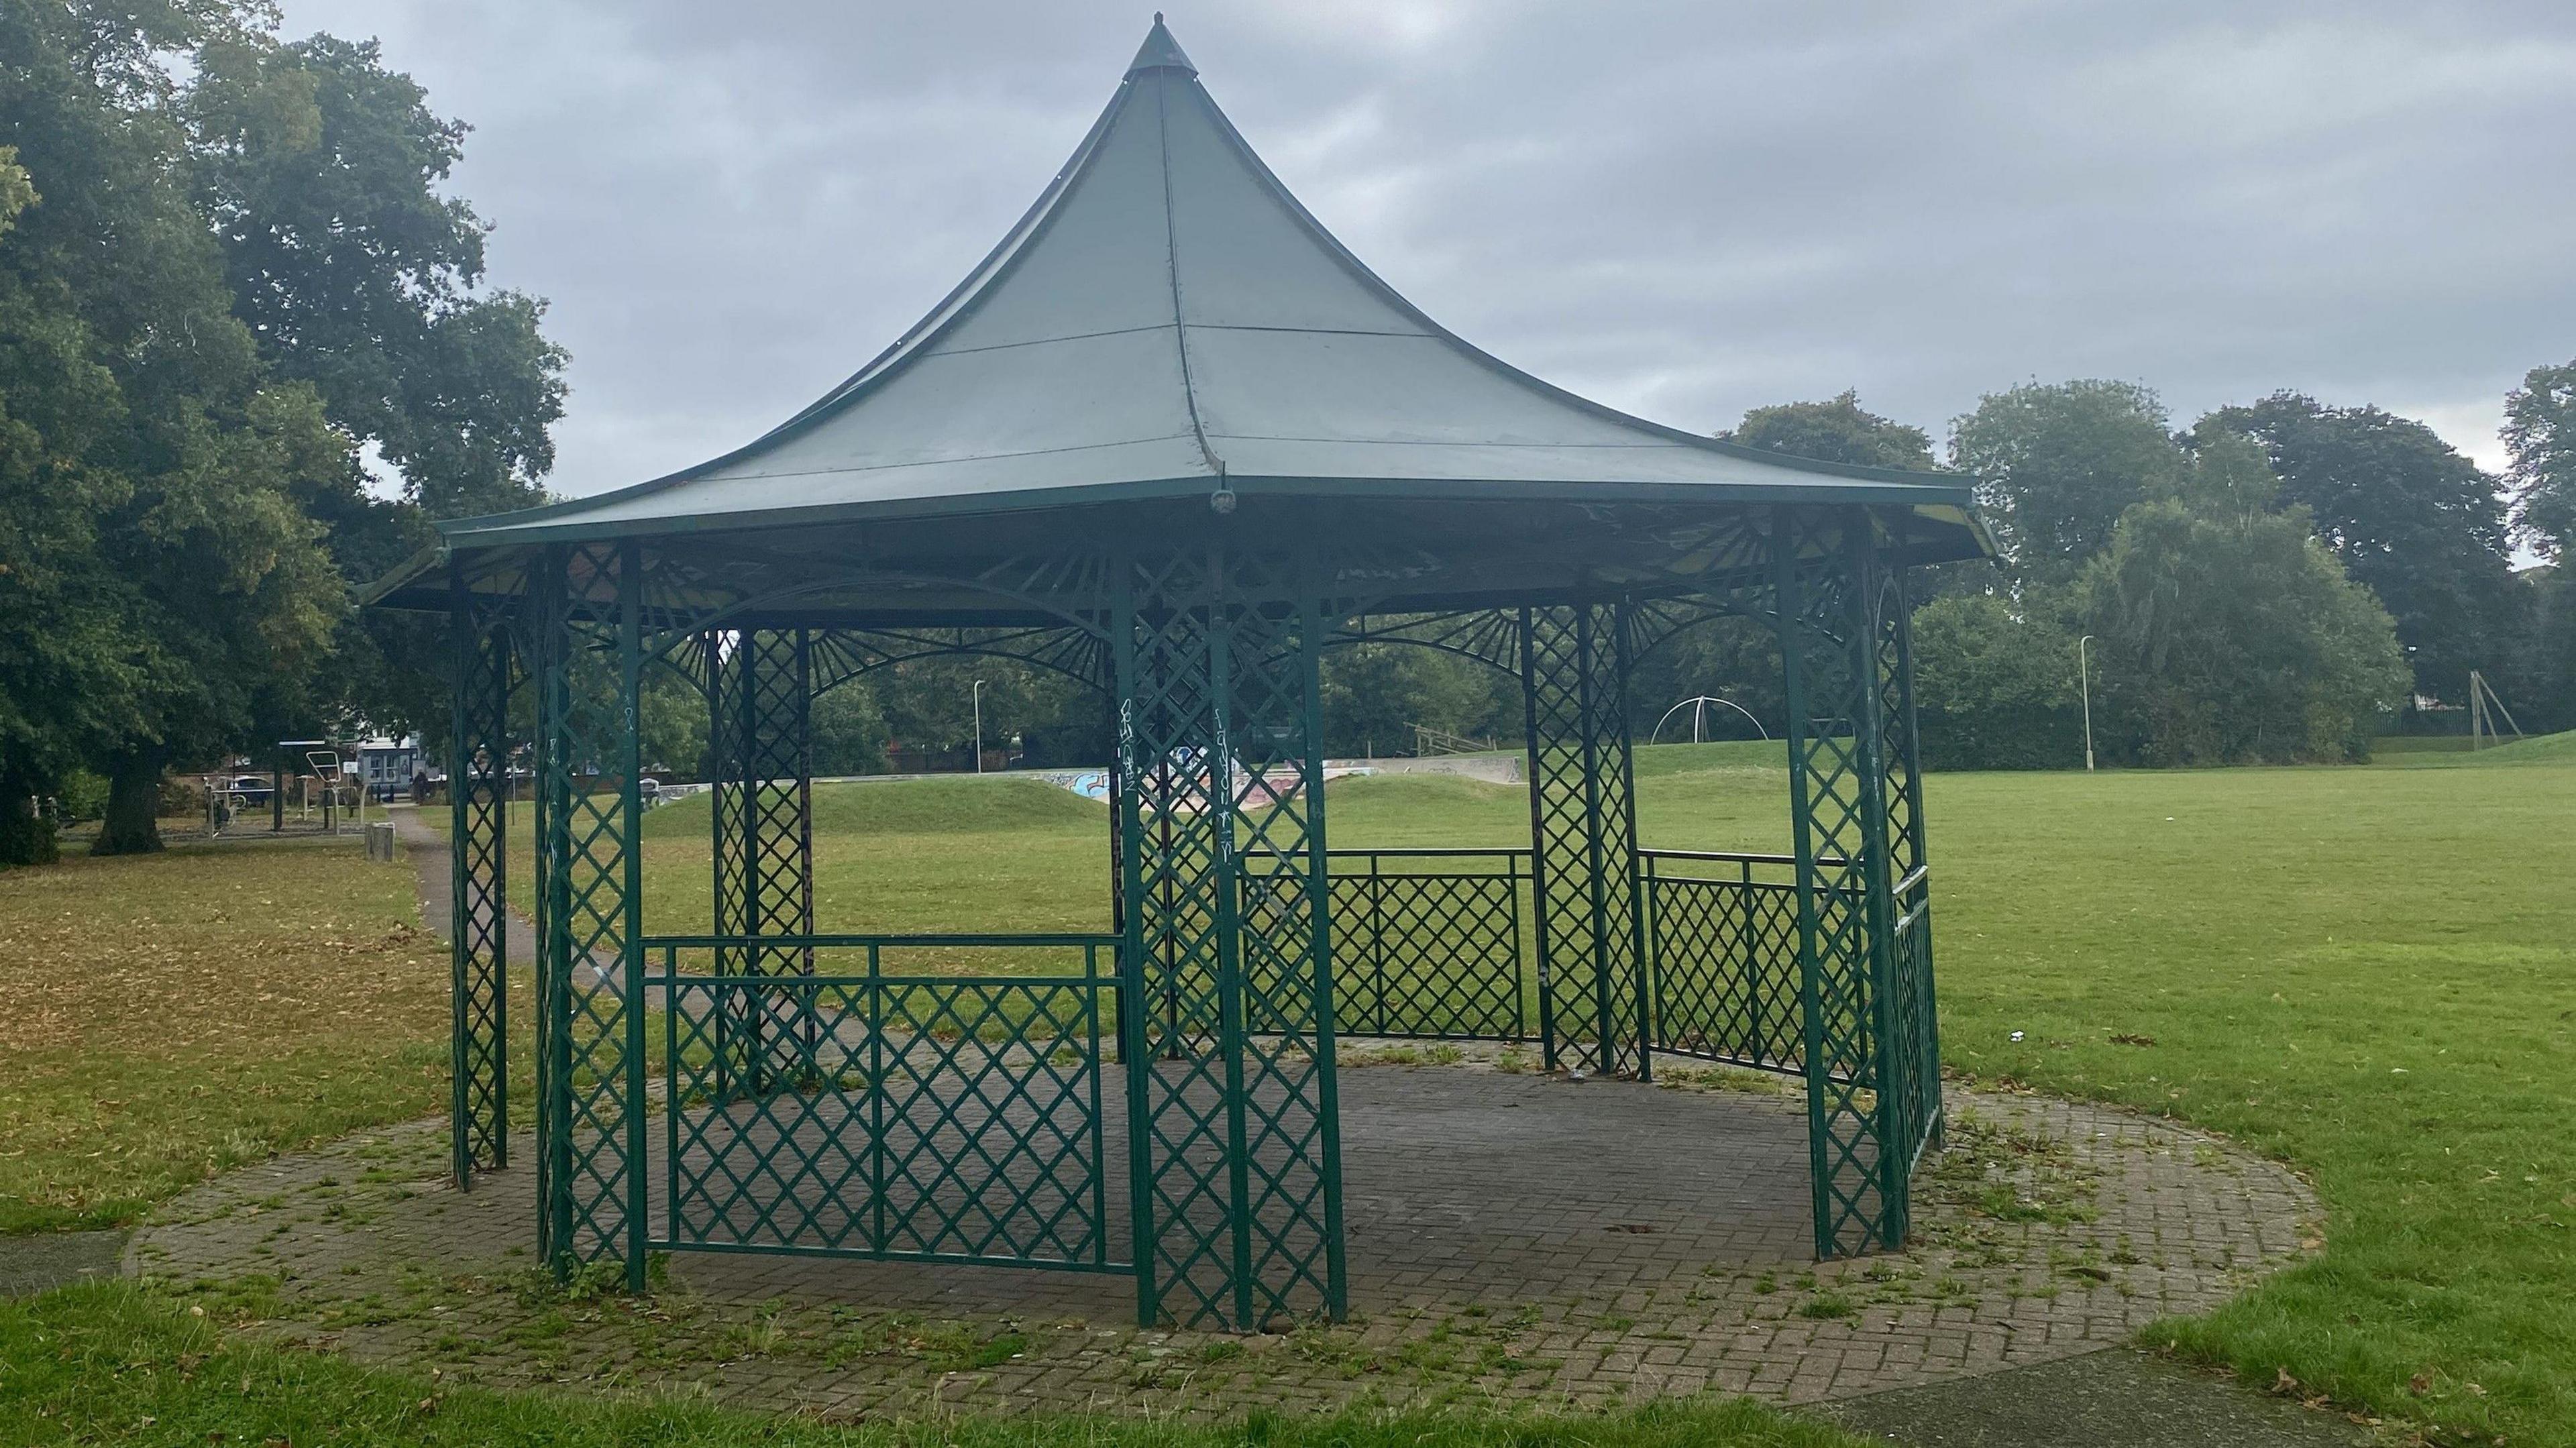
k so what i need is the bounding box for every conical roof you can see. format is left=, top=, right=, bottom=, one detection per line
left=440, top=18, right=1976, bottom=549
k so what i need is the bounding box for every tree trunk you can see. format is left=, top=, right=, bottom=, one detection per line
left=0, top=760, right=57, bottom=867
left=91, top=748, right=166, bottom=856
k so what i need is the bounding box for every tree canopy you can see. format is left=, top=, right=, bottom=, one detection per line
left=2203, top=394, right=2519, bottom=704
left=1727, top=391, right=1937, bottom=471
left=1949, top=380, right=2181, bottom=585
left=0, top=0, right=568, bottom=859
left=2506, top=360, right=2576, bottom=559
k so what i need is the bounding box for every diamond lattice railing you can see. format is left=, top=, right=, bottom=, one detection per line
left=449, top=559, right=516, bottom=1187
left=653, top=938, right=1118, bottom=1268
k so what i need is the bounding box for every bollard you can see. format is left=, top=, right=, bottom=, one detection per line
left=366, top=820, right=397, bottom=862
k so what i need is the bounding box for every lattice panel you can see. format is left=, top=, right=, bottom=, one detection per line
left=707, top=628, right=816, bottom=1095
left=1117, top=546, right=1344, bottom=1330
left=449, top=559, right=516, bottom=1188
left=1879, top=567, right=1942, bottom=1169
left=1520, top=604, right=1647, bottom=1076
left=1322, top=869, right=1523, bottom=1040
left=1645, top=874, right=1805, bottom=1072
left=1775, top=508, right=1913, bottom=1256
left=533, top=541, right=643, bottom=1278
left=659, top=956, right=1115, bottom=1268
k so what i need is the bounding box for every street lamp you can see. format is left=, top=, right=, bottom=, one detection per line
left=971, top=679, right=987, bottom=774
left=2077, top=635, right=2096, bottom=773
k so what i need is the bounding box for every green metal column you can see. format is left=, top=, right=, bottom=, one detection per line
left=1116, top=543, right=1343, bottom=1330
left=1882, top=545, right=1943, bottom=1160
left=1774, top=506, right=1911, bottom=1256
left=708, top=628, right=817, bottom=1095
left=1519, top=603, right=1647, bottom=1077
left=448, top=555, right=513, bottom=1188
left=531, top=541, right=644, bottom=1278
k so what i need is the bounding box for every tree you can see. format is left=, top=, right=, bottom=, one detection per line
left=2204, top=393, right=2520, bottom=704
left=1949, top=380, right=2182, bottom=584
left=0, top=3, right=568, bottom=860
left=810, top=683, right=891, bottom=777
left=2077, top=440, right=2410, bottom=765
left=188, top=32, right=566, bottom=520
left=1909, top=594, right=2080, bottom=769
left=2505, top=360, right=2576, bottom=558
left=1318, top=643, right=1507, bottom=757
left=1727, top=391, right=1936, bottom=471
left=1, top=1, right=350, bottom=855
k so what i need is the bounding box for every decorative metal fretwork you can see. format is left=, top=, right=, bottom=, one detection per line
left=706, top=628, right=817, bottom=1097
left=1774, top=506, right=1915, bottom=1256
left=1519, top=603, right=1649, bottom=1077
left=649, top=934, right=1121, bottom=1268
left=1116, top=545, right=1345, bottom=1330
left=449, top=557, right=517, bottom=1188
left=807, top=623, right=1112, bottom=695
left=532, top=540, right=648, bottom=1283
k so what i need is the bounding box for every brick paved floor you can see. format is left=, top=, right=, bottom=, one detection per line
left=127, top=1055, right=2316, bottom=1421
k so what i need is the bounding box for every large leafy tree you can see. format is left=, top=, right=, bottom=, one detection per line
left=2505, top=360, right=2576, bottom=558
left=1, top=1, right=350, bottom=855
left=2078, top=435, right=2410, bottom=765
left=1949, top=380, right=2182, bottom=585
left=0, top=1, right=566, bottom=858
left=2204, top=393, right=2520, bottom=704
left=1726, top=391, right=1936, bottom=471
left=2504, top=361, right=2576, bottom=731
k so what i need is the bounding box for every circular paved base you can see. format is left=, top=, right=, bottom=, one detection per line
left=128, top=1059, right=2316, bottom=1419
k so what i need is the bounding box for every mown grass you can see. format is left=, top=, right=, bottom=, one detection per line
left=0, top=1282, right=1862, bottom=1448
left=0, top=840, right=463, bottom=1234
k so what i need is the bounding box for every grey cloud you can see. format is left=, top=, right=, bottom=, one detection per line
left=277, top=0, right=2575, bottom=490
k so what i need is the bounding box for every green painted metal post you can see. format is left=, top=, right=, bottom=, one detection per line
left=1110, top=555, right=1159, bottom=1327
left=1888, top=557, right=1943, bottom=1152
left=1840, top=522, right=1909, bottom=1247
left=1299, top=565, right=1349, bottom=1321
left=535, top=545, right=576, bottom=1272
left=446, top=555, right=511, bottom=1188
left=1612, top=601, right=1654, bottom=1082
left=619, top=540, right=650, bottom=1292
left=1517, top=606, right=1560, bottom=1070
left=1206, top=547, right=1258, bottom=1331
left=1774, top=512, right=1838, bottom=1259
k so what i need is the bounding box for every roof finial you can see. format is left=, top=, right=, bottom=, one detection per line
left=1128, top=14, right=1197, bottom=77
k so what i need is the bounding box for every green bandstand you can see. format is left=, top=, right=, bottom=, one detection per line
left=370, top=19, right=1990, bottom=1332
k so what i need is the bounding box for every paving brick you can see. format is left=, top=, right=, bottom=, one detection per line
left=127, top=1066, right=2315, bottom=1418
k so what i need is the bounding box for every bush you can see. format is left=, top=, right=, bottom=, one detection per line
left=1911, top=594, right=2084, bottom=769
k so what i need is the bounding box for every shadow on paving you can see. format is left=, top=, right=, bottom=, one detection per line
left=1819, top=1349, right=2371, bottom=1447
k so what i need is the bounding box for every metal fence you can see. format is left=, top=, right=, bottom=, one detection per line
left=1243, top=847, right=1827, bottom=1081
left=641, top=932, right=1124, bottom=1272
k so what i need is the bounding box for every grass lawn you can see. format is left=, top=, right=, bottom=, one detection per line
left=0, top=1282, right=1856, bottom=1448
left=7, top=736, right=2573, bottom=1443
left=0, top=838, right=458, bottom=1234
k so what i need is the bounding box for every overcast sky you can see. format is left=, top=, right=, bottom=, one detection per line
left=273, top=1, right=2575, bottom=498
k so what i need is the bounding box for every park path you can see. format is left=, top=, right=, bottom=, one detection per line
left=388, top=803, right=535, bottom=961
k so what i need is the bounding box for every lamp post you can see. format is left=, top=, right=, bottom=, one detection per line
left=971, top=679, right=987, bottom=774
left=2077, top=635, right=2096, bottom=773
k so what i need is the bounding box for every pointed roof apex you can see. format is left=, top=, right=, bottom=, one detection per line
left=1127, top=14, right=1196, bottom=76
